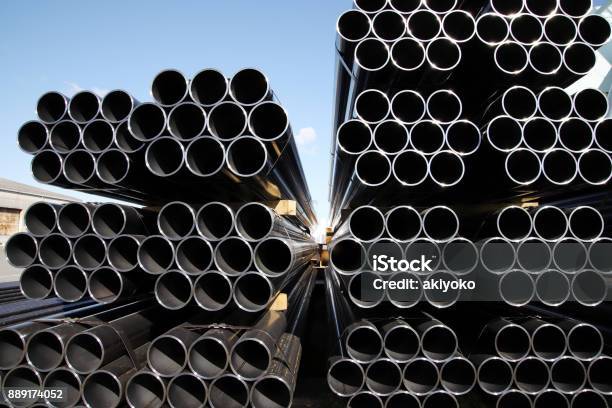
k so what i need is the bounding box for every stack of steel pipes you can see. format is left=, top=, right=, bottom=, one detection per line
left=327, top=0, right=611, bottom=406
left=17, top=68, right=316, bottom=227
left=3, top=66, right=318, bottom=407
left=471, top=316, right=611, bottom=408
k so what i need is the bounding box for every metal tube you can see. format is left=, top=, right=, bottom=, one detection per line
left=176, top=235, right=215, bottom=276
left=505, top=148, right=542, bottom=185
left=148, top=327, right=200, bottom=377
left=497, top=205, right=533, bottom=242
left=442, top=10, right=475, bottom=43
left=372, top=10, right=405, bottom=43
left=476, top=13, right=509, bottom=45
left=594, top=119, right=612, bottom=153
left=568, top=206, right=604, bottom=242
left=418, top=319, right=457, bottom=362
left=551, top=356, right=587, bottom=393
left=167, top=102, right=207, bottom=141
left=524, top=319, right=567, bottom=361
left=365, top=358, right=402, bottom=396
left=514, top=356, right=551, bottom=394
left=573, top=88, right=609, bottom=122
left=544, top=14, right=577, bottom=46
left=327, top=357, right=364, bottom=397
left=353, top=0, right=386, bottom=13
left=385, top=392, right=421, bottom=408
left=68, top=91, right=100, bottom=124
left=336, top=9, right=371, bottom=73
left=589, top=238, right=612, bottom=273
left=386, top=271, right=423, bottom=308
left=329, top=238, right=366, bottom=275
left=391, top=38, right=426, bottom=77
left=571, top=389, right=609, bottom=408
left=486, top=116, right=523, bottom=152
left=407, top=10, right=441, bottom=41
left=392, top=149, right=429, bottom=186
left=31, top=149, right=69, bottom=186
left=37, top=91, right=69, bottom=124
left=428, top=150, right=465, bottom=187
left=114, top=120, right=144, bottom=153
left=107, top=235, right=143, bottom=272
left=390, top=90, right=426, bottom=124
left=373, top=120, right=408, bottom=155
left=440, top=356, right=476, bottom=395
left=426, top=37, right=462, bottom=71
left=254, top=238, right=314, bottom=277
left=529, top=42, right=563, bottom=75
left=167, top=372, right=208, bottom=408
left=525, top=0, right=558, bottom=16
left=472, top=355, right=513, bottom=395
left=502, top=86, right=538, bottom=120
left=494, top=42, right=529, bottom=75
left=355, top=89, right=390, bottom=125
left=533, top=206, right=568, bottom=241
left=388, top=0, right=420, bottom=13
left=535, top=270, right=571, bottom=306
left=538, top=86, right=573, bottom=121
left=54, top=265, right=88, bottom=302
left=563, top=42, right=597, bottom=76
left=480, top=237, right=517, bottom=274
left=558, top=0, right=592, bottom=17
left=137, top=235, right=175, bottom=275
left=442, top=237, right=479, bottom=275
left=188, top=328, right=237, bottom=379
left=151, top=69, right=188, bottom=107
left=229, top=67, right=272, bottom=106
left=510, top=13, right=544, bottom=45
left=125, top=370, right=166, bottom=408
left=348, top=391, right=384, bottom=408
left=5, top=232, right=38, bottom=268
left=195, top=202, right=234, bottom=241
left=20, top=264, right=53, bottom=300
left=193, top=270, right=232, bottom=311
left=499, top=270, right=535, bottom=306
left=127, top=102, right=166, bottom=142
left=145, top=136, right=186, bottom=177
left=578, top=15, right=611, bottom=48
left=58, top=203, right=93, bottom=238
left=189, top=68, right=228, bottom=107
left=578, top=149, right=612, bottom=185
left=38, top=233, right=72, bottom=269
left=155, top=270, right=193, bottom=310
left=571, top=270, right=608, bottom=307
left=486, top=318, right=531, bottom=361
left=226, top=135, right=268, bottom=176
left=209, top=373, right=249, bottom=408
left=73, top=234, right=107, bottom=270
left=558, top=118, right=593, bottom=152
left=101, top=89, right=136, bottom=123
left=588, top=357, right=612, bottom=394
left=522, top=117, right=558, bottom=152
left=214, top=236, right=253, bottom=276
left=43, top=367, right=82, bottom=407
left=88, top=267, right=138, bottom=304
left=1, top=365, right=43, bottom=406
left=49, top=120, right=81, bottom=153
left=82, top=119, right=114, bottom=153
left=235, top=202, right=309, bottom=242
left=561, top=320, right=603, bottom=361
left=410, top=120, right=445, bottom=155
left=385, top=206, right=422, bottom=243
left=18, top=120, right=48, bottom=154
left=185, top=136, right=226, bottom=177
left=336, top=205, right=385, bottom=243
left=382, top=319, right=420, bottom=363
left=427, top=90, right=462, bottom=124
left=422, top=206, right=459, bottom=243
left=445, top=120, right=481, bottom=156
left=497, top=390, right=533, bottom=408
left=347, top=271, right=385, bottom=308
left=422, top=391, right=458, bottom=408
left=424, top=272, right=462, bottom=308
left=232, top=271, right=274, bottom=312
left=157, top=201, right=195, bottom=240
left=63, top=149, right=101, bottom=186
left=344, top=320, right=383, bottom=363
left=534, top=390, right=570, bottom=408
left=92, top=204, right=146, bottom=239
left=208, top=101, right=247, bottom=140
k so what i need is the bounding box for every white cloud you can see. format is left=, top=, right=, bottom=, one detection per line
left=295, top=127, right=319, bottom=154
left=64, top=81, right=109, bottom=97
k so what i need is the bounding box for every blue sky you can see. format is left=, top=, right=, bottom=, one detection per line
left=0, top=0, right=347, bottom=227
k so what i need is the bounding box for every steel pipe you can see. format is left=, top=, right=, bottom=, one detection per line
left=214, top=236, right=253, bottom=276
left=348, top=391, right=384, bottom=408
left=558, top=118, right=593, bottom=152
left=578, top=15, right=611, bottom=48
left=445, top=120, right=480, bottom=156
left=551, top=356, right=587, bottom=393
left=125, top=370, right=166, bottom=408
left=127, top=102, right=166, bottom=142
left=573, top=88, right=609, bottom=122
left=372, top=10, right=405, bottom=43
left=407, top=10, right=441, bottom=41
left=486, top=116, right=523, bottom=152
left=327, top=357, right=365, bottom=397
left=522, top=117, right=557, bottom=153
left=167, top=102, right=207, bottom=140
left=422, top=391, right=458, bottom=408
left=188, top=328, right=236, bottom=379
left=510, top=14, right=544, bottom=45
left=195, top=202, right=234, bottom=241
left=68, top=91, right=100, bottom=124
left=535, top=270, right=571, bottom=306
left=505, top=148, right=542, bottom=185
left=82, top=119, right=114, bottom=152
left=442, top=10, right=475, bottom=43
left=63, top=149, right=101, bottom=186
left=373, top=120, right=408, bottom=155
left=563, top=42, right=596, bottom=77
left=151, top=69, right=188, bottom=107
left=148, top=327, right=199, bottom=377
left=558, top=0, right=592, bottom=17
left=497, top=390, right=532, bottom=408
left=533, top=206, right=568, bottom=241
left=480, top=237, right=517, bottom=274
left=529, top=42, right=563, bottom=75
left=544, top=14, right=577, bottom=46
left=73, top=234, right=107, bottom=270
left=381, top=320, right=420, bottom=363
left=514, top=357, right=551, bottom=394
left=440, top=356, right=476, bottom=395
left=54, top=265, right=88, bottom=302
left=494, top=42, right=529, bottom=75
left=233, top=271, right=274, bottom=312
left=175, top=236, right=213, bottom=275
left=189, top=68, right=228, bottom=107
left=391, top=38, right=426, bottom=78
left=343, top=320, right=383, bottom=363
left=185, top=136, right=226, bottom=177
left=37, top=91, right=68, bottom=124
left=442, top=237, right=479, bottom=275
left=254, top=237, right=314, bottom=277
left=18, top=120, right=48, bottom=154
left=208, top=101, right=247, bottom=140
left=473, top=355, right=513, bottom=395
left=229, top=68, right=271, bottom=106
left=588, top=238, right=612, bottom=273
left=193, top=271, right=232, bottom=311
left=588, top=357, right=612, bottom=394
left=38, top=233, right=72, bottom=269
left=538, top=86, right=573, bottom=121
left=88, top=267, right=137, bottom=303
left=49, top=120, right=81, bottom=153
left=422, top=206, right=459, bottom=243
left=392, top=149, right=429, bottom=186
left=568, top=206, right=604, bottom=242
left=571, top=270, right=607, bottom=307
left=578, top=149, right=612, bottom=185
left=137, top=235, right=175, bottom=275
left=235, top=202, right=308, bottom=242
left=497, top=206, right=532, bottom=242
left=390, top=90, right=426, bottom=125
left=525, top=0, right=558, bottom=16
left=385, top=391, right=421, bottom=408
left=5, top=232, right=38, bottom=268
left=427, top=90, right=462, bottom=124
left=594, top=119, right=612, bottom=153
left=535, top=390, right=570, bottom=408
left=145, top=136, right=186, bottom=177
left=155, top=270, right=193, bottom=310
left=226, top=135, right=268, bottom=177
left=57, top=203, right=93, bottom=238
left=106, top=235, right=143, bottom=272
left=365, top=358, right=402, bottom=396
left=571, top=389, right=609, bottom=408
left=20, top=264, right=53, bottom=300
left=167, top=373, right=208, bottom=408
left=476, top=13, right=509, bottom=45
left=553, top=238, right=588, bottom=274
left=114, top=120, right=144, bottom=153
left=388, top=0, right=420, bottom=13
left=516, top=237, right=552, bottom=273
left=101, top=89, right=136, bottom=124
left=385, top=206, right=422, bottom=243
left=347, top=272, right=385, bottom=308
left=329, top=238, right=366, bottom=275
left=418, top=319, right=458, bottom=362
left=43, top=367, right=82, bottom=407
left=410, top=120, right=445, bottom=155
left=426, top=37, right=461, bottom=72
left=524, top=319, right=567, bottom=361
left=354, top=89, right=390, bottom=125
left=1, top=365, right=43, bottom=407
left=208, top=373, right=249, bottom=408
left=429, top=150, right=465, bottom=187
left=499, top=270, right=535, bottom=306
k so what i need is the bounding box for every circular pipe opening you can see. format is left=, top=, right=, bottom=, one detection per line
left=189, top=69, right=228, bottom=106
left=137, top=235, right=175, bottom=275
left=151, top=69, right=188, bottom=106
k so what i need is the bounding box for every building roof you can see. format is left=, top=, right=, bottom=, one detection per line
left=0, top=177, right=76, bottom=202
